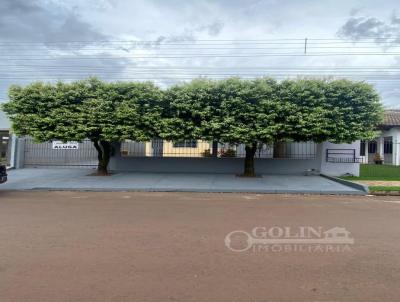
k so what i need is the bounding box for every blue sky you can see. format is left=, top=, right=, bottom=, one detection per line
left=0, top=0, right=399, bottom=107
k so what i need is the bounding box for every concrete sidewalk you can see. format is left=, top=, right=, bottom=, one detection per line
left=0, top=168, right=364, bottom=194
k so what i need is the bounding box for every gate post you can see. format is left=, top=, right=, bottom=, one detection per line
left=7, top=134, right=17, bottom=168
left=15, top=137, right=26, bottom=169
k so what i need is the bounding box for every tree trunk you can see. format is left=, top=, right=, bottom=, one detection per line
left=93, top=140, right=112, bottom=175
left=273, top=141, right=286, bottom=158
left=242, top=142, right=258, bottom=177
left=212, top=141, right=218, bottom=157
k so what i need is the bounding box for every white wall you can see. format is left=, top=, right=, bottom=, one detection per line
left=319, top=141, right=360, bottom=177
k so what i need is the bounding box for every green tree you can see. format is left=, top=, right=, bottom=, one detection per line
left=162, top=77, right=283, bottom=176
left=160, top=79, right=217, bottom=141
left=162, top=77, right=382, bottom=177
left=3, top=78, right=162, bottom=175
left=278, top=79, right=332, bottom=143
left=323, top=79, right=383, bottom=142
left=213, top=77, right=283, bottom=176
left=78, top=80, right=162, bottom=174
left=3, top=77, right=382, bottom=177
left=278, top=79, right=383, bottom=143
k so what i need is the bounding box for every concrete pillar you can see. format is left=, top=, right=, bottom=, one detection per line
left=7, top=134, right=17, bottom=168
left=365, top=141, right=369, bottom=164
left=14, top=137, right=25, bottom=169
left=394, top=138, right=400, bottom=166
left=377, top=136, right=384, bottom=160
left=391, top=137, right=396, bottom=165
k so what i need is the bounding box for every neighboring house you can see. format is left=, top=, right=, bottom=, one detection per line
left=360, top=110, right=400, bottom=165
left=120, top=140, right=315, bottom=159
left=0, top=111, right=11, bottom=162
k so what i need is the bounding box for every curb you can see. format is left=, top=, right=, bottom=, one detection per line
left=320, top=174, right=369, bottom=194
left=3, top=187, right=364, bottom=195
left=369, top=190, right=400, bottom=196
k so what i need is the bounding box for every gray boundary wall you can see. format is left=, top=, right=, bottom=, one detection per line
left=13, top=138, right=360, bottom=176
left=109, top=156, right=321, bottom=175
left=109, top=142, right=360, bottom=176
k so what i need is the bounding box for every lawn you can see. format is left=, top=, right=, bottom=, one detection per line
left=369, top=186, right=400, bottom=192
left=342, top=164, right=400, bottom=181
left=341, top=164, right=400, bottom=192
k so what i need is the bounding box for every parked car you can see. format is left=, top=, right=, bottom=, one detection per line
left=0, top=164, right=7, bottom=183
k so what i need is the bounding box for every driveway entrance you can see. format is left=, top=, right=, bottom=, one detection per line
left=22, top=137, right=98, bottom=167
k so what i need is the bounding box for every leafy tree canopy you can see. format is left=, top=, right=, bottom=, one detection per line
left=3, top=77, right=383, bottom=177
left=278, top=79, right=383, bottom=143
left=3, top=78, right=162, bottom=174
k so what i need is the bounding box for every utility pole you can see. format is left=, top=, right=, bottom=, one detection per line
left=304, top=37, right=308, bottom=54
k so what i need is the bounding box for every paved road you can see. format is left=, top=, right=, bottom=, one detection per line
left=0, top=191, right=399, bottom=302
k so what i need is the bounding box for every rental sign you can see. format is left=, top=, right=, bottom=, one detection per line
left=52, top=141, right=79, bottom=150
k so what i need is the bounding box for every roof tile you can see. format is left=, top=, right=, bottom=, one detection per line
left=382, top=110, right=400, bottom=127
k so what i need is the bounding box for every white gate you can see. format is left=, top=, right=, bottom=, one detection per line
left=23, top=137, right=98, bottom=167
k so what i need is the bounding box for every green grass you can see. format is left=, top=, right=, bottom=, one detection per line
left=341, top=164, right=400, bottom=181
left=369, top=186, right=400, bottom=192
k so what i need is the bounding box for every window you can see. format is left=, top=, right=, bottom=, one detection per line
left=368, top=141, right=377, bottom=154
left=360, top=140, right=366, bottom=156
left=384, top=138, right=393, bottom=154
left=173, top=140, right=197, bottom=148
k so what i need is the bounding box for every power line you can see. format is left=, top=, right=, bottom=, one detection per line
left=0, top=37, right=399, bottom=43
left=2, top=70, right=399, bottom=75
left=0, top=76, right=398, bottom=80
left=1, top=65, right=398, bottom=69
left=4, top=68, right=400, bottom=71
left=1, top=53, right=400, bottom=60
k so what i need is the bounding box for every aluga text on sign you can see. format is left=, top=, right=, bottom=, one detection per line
left=52, top=141, right=79, bottom=150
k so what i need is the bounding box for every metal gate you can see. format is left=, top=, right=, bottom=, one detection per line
left=23, top=137, right=98, bottom=167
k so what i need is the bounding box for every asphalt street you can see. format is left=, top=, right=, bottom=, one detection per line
left=0, top=191, right=399, bottom=301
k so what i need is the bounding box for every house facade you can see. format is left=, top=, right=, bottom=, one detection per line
left=360, top=110, right=400, bottom=165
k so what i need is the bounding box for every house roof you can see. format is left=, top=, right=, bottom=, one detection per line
left=382, top=110, right=400, bottom=127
